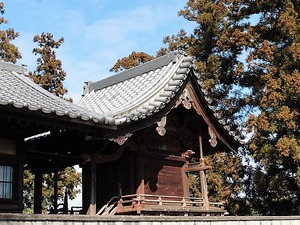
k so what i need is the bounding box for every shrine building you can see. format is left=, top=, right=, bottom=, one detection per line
left=0, top=52, right=243, bottom=216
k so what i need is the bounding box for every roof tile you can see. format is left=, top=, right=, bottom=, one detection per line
left=79, top=53, right=193, bottom=125
left=0, top=61, right=114, bottom=126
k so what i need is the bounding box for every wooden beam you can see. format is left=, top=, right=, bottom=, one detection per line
left=184, top=165, right=211, bottom=173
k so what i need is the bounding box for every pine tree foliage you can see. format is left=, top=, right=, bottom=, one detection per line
left=0, top=2, right=22, bottom=63
left=110, top=51, right=154, bottom=73
left=42, top=167, right=81, bottom=212
left=23, top=167, right=82, bottom=213
left=23, top=169, right=35, bottom=213
left=244, top=0, right=300, bottom=215
left=206, top=152, right=248, bottom=214
left=29, top=32, right=67, bottom=98
left=172, top=0, right=254, bottom=127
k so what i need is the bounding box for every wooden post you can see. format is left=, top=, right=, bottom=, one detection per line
left=199, top=135, right=209, bottom=210
left=86, top=161, right=97, bottom=215
left=53, top=171, right=58, bottom=214
left=33, top=171, right=43, bottom=214
left=182, top=167, right=190, bottom=197
left=130, top=157, right=135, bottom=194
left=135, top=153, right=145, bottom=215
left=63, top=189, right=68, bottom=214
left=136, top=155, right=144, bottom=195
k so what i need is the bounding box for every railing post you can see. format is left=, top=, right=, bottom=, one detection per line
left=182, top=197, right=186, bottom=207
left=117, top=197, right=123, bottom=209
left=136, top=194, right=142, bottom=214
left=158, top=196, right=162, bottom=206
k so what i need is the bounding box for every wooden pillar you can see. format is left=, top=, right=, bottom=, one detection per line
left=63, top=189, right=69, bottom=214
left=86, top=161, right=97, bottom=215
left=53, top=171, right=58, bottom=214
left=199, top=135, right=209, bottom=209
left=33, top=171, right=43, bottom=214
left=129, top=157, right=135, bottom=194
left=136, top=155, right=144, bottom=195
left=182, top=167, right=189, bottom=197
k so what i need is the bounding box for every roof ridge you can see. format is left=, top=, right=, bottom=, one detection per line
left=85, top=52, right=179, bottom=94
left=0, top=61, right=28, bottom=74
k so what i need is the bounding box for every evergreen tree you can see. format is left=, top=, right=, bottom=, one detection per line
left=0, top=2, right=22, bottom=63
left=23, top=167, right=82, bottom=214
left=157, top=29, right=190, bottom=57
left=244, top=0, right=300, bottom=215
left=23, top=169, right=34, bottom=213
left=42, top=167, right=81, bottom=213
left=110, top=51, right=154, bottom=73
left=29, top=32, right=67, bottom=98
left=171, top=0, right=300, bottom=215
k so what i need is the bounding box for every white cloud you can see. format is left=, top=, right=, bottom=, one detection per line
left=60, top=3, right=187, bottom=102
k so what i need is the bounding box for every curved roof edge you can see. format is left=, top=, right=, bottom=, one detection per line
left=0, top=61, right=116, bottom=127
left=78, top=52, right=193, bottom=122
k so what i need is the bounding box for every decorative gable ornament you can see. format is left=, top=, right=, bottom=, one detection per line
left=156, top=116, right=167, bottom=136
left=208, top=126, right=217, bottom=147
left=109, top=133, right=132, bottom=145
left=175, top=88, right=192, bottom=109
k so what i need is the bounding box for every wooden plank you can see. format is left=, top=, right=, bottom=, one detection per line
left=184, top=165, right=211, bottom=172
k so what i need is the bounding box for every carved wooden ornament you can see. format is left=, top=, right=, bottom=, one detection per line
left=208, top=126, right=217, bottom=147
left=175, top=88, right=192, bottom=109
left=110, top=133, right=132, bottom=145
left=156, top=116, right=167, bottom=136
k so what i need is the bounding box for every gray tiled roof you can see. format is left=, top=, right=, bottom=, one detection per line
left=79, top=52, right=245, bottom=145
left=79, top=52, right=193, bottom=125
left=0, top=61, right=115, bottom=126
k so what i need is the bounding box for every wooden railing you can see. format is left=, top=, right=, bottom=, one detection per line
left=130, top=194, right=205, bottom=207
left=97, top=196, right=119, bottom=216
left=97, top=194, right=224, bottom=216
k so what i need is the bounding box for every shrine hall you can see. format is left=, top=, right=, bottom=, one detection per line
left=0, top=52, right=243, bottom=216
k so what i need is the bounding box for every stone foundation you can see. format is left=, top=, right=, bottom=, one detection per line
left=0, top=214, right=300, bottom=225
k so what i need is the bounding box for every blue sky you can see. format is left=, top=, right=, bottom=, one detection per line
left=5, top=0, right=195, bottom=103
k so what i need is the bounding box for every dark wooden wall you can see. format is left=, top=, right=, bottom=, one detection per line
left=144, top=156, right=187, bottom=196
left=96, top=152, right=135, bottom=207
